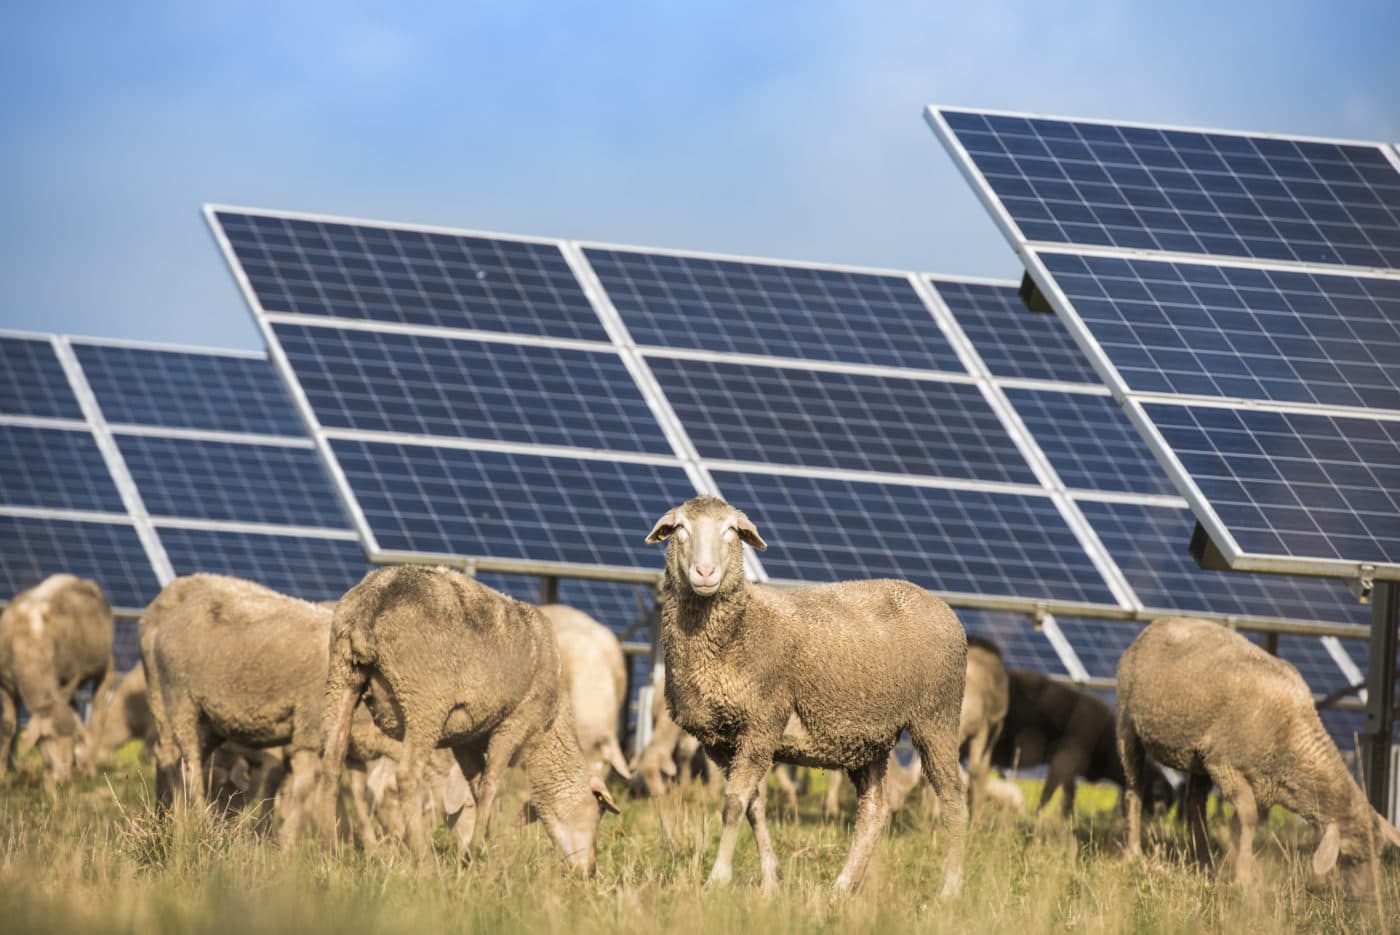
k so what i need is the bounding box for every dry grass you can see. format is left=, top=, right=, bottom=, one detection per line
left=1, top=747, right=1396, bottom=934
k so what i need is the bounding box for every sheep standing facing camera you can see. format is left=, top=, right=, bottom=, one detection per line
left=646, top=495, right=969, bottom=896
left=1118, top=616, right=1400, bottom=894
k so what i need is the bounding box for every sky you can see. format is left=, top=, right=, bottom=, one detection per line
left=2, top=1, right=1397, bottom=351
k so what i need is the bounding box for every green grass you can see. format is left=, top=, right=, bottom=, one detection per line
left=1, top=751, right=1396, bottom=933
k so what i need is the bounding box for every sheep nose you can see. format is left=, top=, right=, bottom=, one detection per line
left=694, top=564, right=716, bottom=579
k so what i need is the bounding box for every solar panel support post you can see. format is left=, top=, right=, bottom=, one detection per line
left=538, top=575, right=560, bottom=606
left=1362, top=580, right=1399, bottom=815
left=1262, top=631, right=1279, bottom=657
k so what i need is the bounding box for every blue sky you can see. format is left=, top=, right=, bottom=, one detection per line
left=2, top=1, right=1397, bottom=350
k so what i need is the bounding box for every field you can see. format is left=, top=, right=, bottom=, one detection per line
left=1, top=748, right=1396, bottom=934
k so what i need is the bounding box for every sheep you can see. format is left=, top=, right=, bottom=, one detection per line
left=540, top=603, right=633, bottom=782
left=632, top=676, right=724, bottom=799
left=1118, top=616, right=1400, bottom=893
left=993, top=668, right=1173, bottom=819
left=89, top=664, right=155, bottom=766
left=0, top=574, right=116, bottom=780
left=318, top=566, right=620, bottom=874
left=646, top=495, right=968, bottom=896
left=141, top=574, right=395, bottom=842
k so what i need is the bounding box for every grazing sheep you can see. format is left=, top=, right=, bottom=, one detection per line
left=142, top=574, right=394, bottom=842
left=319, top=566, right=619, bottom=874
left=87, top=664, right=155, bottom=767
left=1118, top=617, right=1400, bottom=893
left=632, top=677, right=723, bottom=799
left=646, top=495, right=968, bottom=896
left=541, top=604, right=633, bottom=782
left=993, top=668, right=1173, bottom=818
left=0, top=574, right=115, bottom=780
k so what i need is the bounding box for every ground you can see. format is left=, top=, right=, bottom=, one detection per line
left=0, top=746, right=1396, bottom=933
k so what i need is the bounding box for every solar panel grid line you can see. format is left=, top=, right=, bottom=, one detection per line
left=695, top=458, right=1052, bottom=497
left=50, top=337, right=175, bottom=584
left=926, top=106, right=1400, bottom=275
left=319, top=427, right=686, bottom=468
left=0, top=413, right=91, bottom=432
left=1068, top=490, right=1189, bottom=508
left=1040, top=615, right=1091, bottom=680
left=992, top=377, right=1112, bottom=396
left=916, top=276, right=1144, bottom=609
left=68, top=334, right=266, bottom=360
left=205, top=209, right=388, bottom=559
left=107, top=424, right=315, bottom=448
left=0, top=503, right=134, bottom=524
left=259, top=311, right=619, bottom=355
left=634, top=344, right=982, bottom=386
left=151, top=517, right=360, bottom=539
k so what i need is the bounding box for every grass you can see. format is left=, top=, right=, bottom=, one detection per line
left=1, top=746, right=1396, bottom=934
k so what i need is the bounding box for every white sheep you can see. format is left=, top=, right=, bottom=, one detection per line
left=540, top=603, right=633, bottom=782
left=646, top=495, right=968, bottom=895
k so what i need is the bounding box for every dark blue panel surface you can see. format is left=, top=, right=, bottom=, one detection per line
left=587, top=248, right=964, bottom=372
left=113, top=620, right=140, bottom=671
left=0, top=337, right=81, bottom=420
left=76, top=344, right=303, bottom=436
left=0, top=516, right=159, bottom=609
left=332, top=439, right=696, bottom=568
left=711, top=471, right=1115, bottom=604
left=1055, top=617, right=1142, bottom=679
left=1146, top=403, right=1400, bottom=565
left=1277, top=635, right=1352, bottom=695
left=939, top=109, right=1400, bottom=267
left=1079, top=499, right=1369, bottom=624
left=1041, top=253, right=1400, bottom=408
left=215, top=212, right=605, bottom=341
left=1005, top=388, right=1176, bottom=495
left=476, top=573, right=655, bottom=634
left=957, top=608, right=1067, bottom=675
left=650, top=357, right=1035, bottom=483
left=276, top=323, right=668, bottom=454
left=158, top=527, right=369, bottom=603
left=932, top=279, right=1100, bottom=384
left=1, top=425, right=123, bottom=513
left=118, top=435, right=346, bottom=527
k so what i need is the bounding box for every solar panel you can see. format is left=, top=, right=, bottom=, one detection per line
left=0, top=335, right=83, bottom=420
left=646, top=356, right=1035, bottom=482
left=273, top=322, right=670, bottom=453
left=931, top=278, right=1100, bottom=384
left=929, top=108, right=1400, bottom=269
left=0, top=425, right=125, bottom=513
left=959, top=608, right=1068, bottom=675
left=710, top=469, right=1116, bottom=605
left=0, top=515, right=160, bottom=611
left=1037, top=252, right=1400, bottom=407
left=585, top=247, right=966, bottom=371
left=1053, top=617, right=1142, bottom=679
left=158, top=526, right=367, bottom=603
left=73, top=342, right=304, bottom=436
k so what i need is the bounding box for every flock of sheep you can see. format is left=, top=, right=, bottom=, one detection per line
left=2, top=494, right=1398, bottom=898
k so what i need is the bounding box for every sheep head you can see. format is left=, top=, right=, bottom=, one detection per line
left=645, top=496, right=766, bottom=598
left=1313, top=808, right=1400, bottom=896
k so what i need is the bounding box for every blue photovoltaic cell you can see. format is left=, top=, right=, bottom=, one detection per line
left=117, top=435, right=346, bottom=528
left=1, top=425, right=124, bottom=513
left=586, top=248, right=964, bottom=372
left=113, top=621, right=139, bottom=671
left=75, top=343, right=303, bottom=436
left=1277, top=635, right=1351, bottom=695
left=331, top=439, right=696, bottom=568
left=1039, top=253, right=1400, bottom=409
left=477, top=573, right=655, bottom=634
left=0, top=516, right=159, bottom=610
left=0, top=336, right=81, bottom=420
left=649, top=357, right=1035, bottom=483
left=710, top=470, right=1115, bottom=604
left=1055, top=617, right=1143, bottom=679
left=931, top=279, right=1099, bottom=384
left=1078, top=499, right=1368, bottom=624
left=938, top=109, right=1400, bottom=268
left=1145, top=403, right=1400, bottom=565
left=275, top=323, right=668, bottom=454
left=215, top=211, right=606, bottom=341
left=1004, top=388, right=1177, bottom=496
left=158, top=527, right=369, bottom=603
left=958, top=608, right=1067, bottom=675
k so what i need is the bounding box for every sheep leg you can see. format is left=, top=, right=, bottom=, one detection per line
left=1116, top=718, right=1146, bottom=858
left=448, top=746, right=485, bottom=859
left=832, top=757, right=891, bottom=893
left=276, top=749, right=321, bottom=847
left=770, top=764, right=799, bottom=817
left=346, top=761, right=379, bottom=852
left=910, top=716, right=967, bottom=899
left=397, top=730, right=435, bottom=858
left=746, top=779, right=781, bottom=893
left=705, top=745, right=773, bottom=888
left=1184, top=772, right=1212, bottom=869
left=0, top=689, right=16, bottom=778
left=964, top=725, right=992, bottom=822
left=168, top=695, right=209, bottom=814
left=823, top=769, right=844, bottom=819
left=1213, top=768, right=1257, bottom=887
left=472, top=720, right=530, bottom=848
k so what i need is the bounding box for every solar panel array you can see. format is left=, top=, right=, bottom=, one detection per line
left=209, top=206, right=1376, bottom=697
left=928, top=106, right=1400, bottom=586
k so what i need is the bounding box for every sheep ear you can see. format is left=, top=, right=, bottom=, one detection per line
left=442, top=763, right=471, bottom=817
left=645, top=510, right=679, bottom=544
left=1312, top=822, right=1341, bottom=876
left=1377, top=813, right=1400, bottom=850
left=602, top=738, right=632, bottom=780
left=590, top=776, right=621, bottom=815
left=735, top=514, right=766, bottom=551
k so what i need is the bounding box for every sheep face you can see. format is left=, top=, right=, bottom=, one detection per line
left=531, top=776, right=620, bottom=876
left=646, top=496, right=766, bottom=597
left=1315, top=812, right=1400, bottom=896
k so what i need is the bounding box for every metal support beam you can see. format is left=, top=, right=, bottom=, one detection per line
left=538, top=575, right=560, bottom=606
left=1362, top=580, right=1398, bottom=815
left=1262, top=631, right=1279, bottom=657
